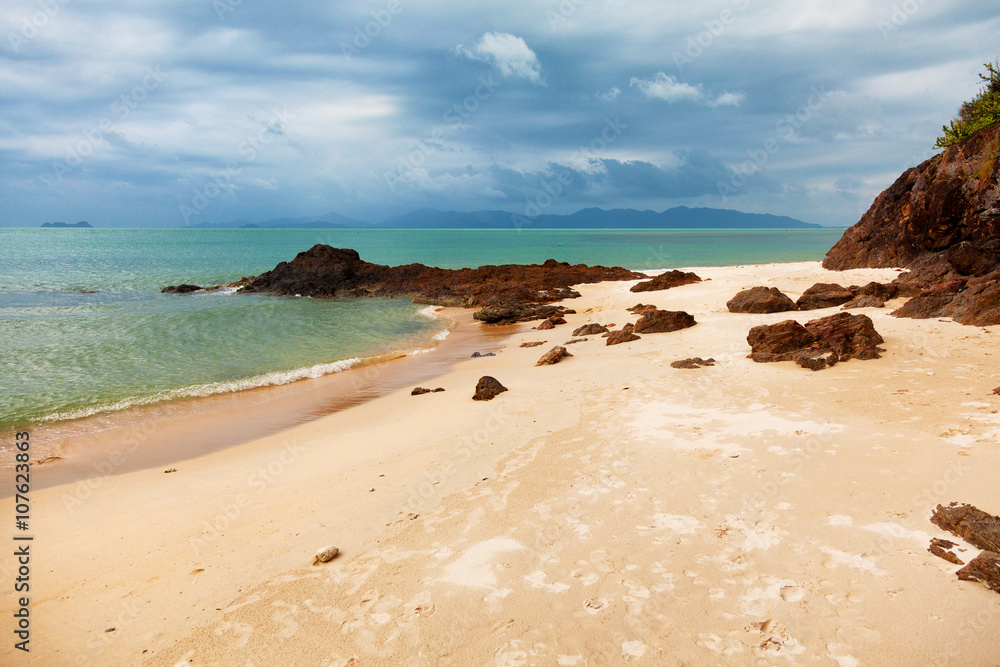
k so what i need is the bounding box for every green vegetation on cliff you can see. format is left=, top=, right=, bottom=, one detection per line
left=936, top=60, right=1000, bottom=148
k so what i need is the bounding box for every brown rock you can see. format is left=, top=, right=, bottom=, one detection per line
left=627, top=303, right=659, bottom=315
left=822, top=124, right=1000, bottom=327
left=536, top=346, right=573, bottom=366
left=630, top=270, right=702, bottom=293
left=564, top=338, right=586, bottom=344
left=747, top=320, right=815, bottom=362
left=573, top=323, right=609, bottom=336
left=928, top=537, right=965, bottom=565
left=433, top=388, right=445, bottom=392
left=842, top=294, right=886, bottom=309
left=823, top=123, right=1000, bottom=271
left=233, top=246, right=644, bottom=323
left=796, top=283, right=854, bottom=310
left=931, top=503, right=1000, bottom=552
left=520, top=341, right=545, bottom=348
left=726, top=286, right=798, bottom=313
left=747, top=313, right=884, bottom=370
left=536, top=319, right=555, bottom=330
left=411, top=387, right=432, bottom=395
left=161, top=284, right=202, bottom=294
left=956, top=551, right=1000, bottom=593
left=606, top=330, right=641, bottom=346
left=633, top=310, right=697, bottom=334
left=670, top=357, right=716, bottom=369
left=472, top=376, right=508, bottom=401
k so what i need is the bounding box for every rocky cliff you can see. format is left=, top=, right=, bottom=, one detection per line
left=824, top=123, right=1000, bottom=270
left=822, top=123, right=1000, bottom=325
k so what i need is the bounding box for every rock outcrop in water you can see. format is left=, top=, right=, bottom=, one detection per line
left=231, top=245, right=644, bottom=324
left=822, top=123, right=1000, bottom=325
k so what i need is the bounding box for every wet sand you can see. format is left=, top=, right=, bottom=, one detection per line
left=2, top=309, right=519, bottom=494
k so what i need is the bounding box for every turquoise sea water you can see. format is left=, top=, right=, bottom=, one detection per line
left=1, top=227, right=844, bottom=430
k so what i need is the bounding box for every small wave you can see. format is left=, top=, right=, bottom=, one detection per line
left=417, top=305, right=443, bottom=319
left=40, top=356, right=366, bottom=425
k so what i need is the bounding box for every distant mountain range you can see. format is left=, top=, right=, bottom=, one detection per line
left=184, top=206, right=821, bottom=230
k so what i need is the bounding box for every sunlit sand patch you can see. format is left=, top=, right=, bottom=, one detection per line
left=643, top=513, right=701, bottom=534
left=627, top=400, right=845, bottom=456
left=439, top=538, right=524, bottom=589
left=819, top=547, right=886, bottom=575
left=862, top=522, right=933, bottom=544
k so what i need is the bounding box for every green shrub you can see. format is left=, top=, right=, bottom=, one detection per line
left=935, top=60, right=1000, bottom=149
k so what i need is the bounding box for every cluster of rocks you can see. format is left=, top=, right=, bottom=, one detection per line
left=726, top=281, right=916, bottom=315
left=930, top=503, right=1000, bottom=594
left=411, top=387, right=445, bottom=395
left=822, top=122, right=1000, bottom=326
left=746, top=312, right=885, bottom=371
left=189, top=245, right=645, bottom=324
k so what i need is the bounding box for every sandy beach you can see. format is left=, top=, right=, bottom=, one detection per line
left=5, top=260, right=1000, bottom=666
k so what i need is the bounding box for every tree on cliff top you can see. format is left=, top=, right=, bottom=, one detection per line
left=935, top=60, right=1000, bottom=148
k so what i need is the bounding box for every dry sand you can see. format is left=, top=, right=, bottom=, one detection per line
left=4, top=261, right=1000, bottom=666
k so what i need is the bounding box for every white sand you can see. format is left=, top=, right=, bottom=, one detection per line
left=4, top=261, right=1000, bottom=666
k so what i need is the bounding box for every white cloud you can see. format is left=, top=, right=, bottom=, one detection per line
left=453, top=32, right=543, bottom=84
left=630, top=72, right=702, bottom=103
left=709, top=92, right=745, bottom=107
left=630, top=72, right=743, bottom=108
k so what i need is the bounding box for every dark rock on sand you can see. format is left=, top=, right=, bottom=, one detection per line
left=536, top=319, right=556, bottom=330
left=931, top=503, right=1000, bottom=553
left=236, top=245, right=644, bottom=323
left=841, top=295, right=886, bottom=309
left=957, top=552, right=1000, bottom=593
left=411, top=387, right=432, bottom=395
left=536, top=346, right=573, bottom=366
left=747, top=312, right=885, bottom=370
left=573, top=323, right=609, bottom=336
left=726, top=286, right=798, bottom=314
left=433, top=388, right=445, bottom=392
left=627, top=303, right=659, bottom=315
left=162, top=284, right=202, bottom=294
left=564, top=338, right=587, bottom=345
left=606, top=330, right=641, bottom=346
left=928, top=537, right=965, bottom=565
left=473, top=376, right=507, bottom=401
left=630, top=270, right=702, bottom=293
left=796, top=283, right=854, bottom=310
left=471, top=352, right=496, bottom=358
left=520, top=341, right=546, bottom=348
left=633, top=309, right=697, bottom=334
left=671, top=357, right=716, bottom=369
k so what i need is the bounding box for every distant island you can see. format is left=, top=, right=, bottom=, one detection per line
left=186, top=206, right=822, bottom=230
left=41, top=221, right=92, bottom=228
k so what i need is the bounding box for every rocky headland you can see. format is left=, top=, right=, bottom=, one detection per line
left=823, top=123, right=1000, bottom=325
left=222, top=245, right=645, bottom=324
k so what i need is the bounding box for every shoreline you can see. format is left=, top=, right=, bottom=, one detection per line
left=4, top=260, right=1000, bottom=665
left=4, top=308, right=522, bottom=495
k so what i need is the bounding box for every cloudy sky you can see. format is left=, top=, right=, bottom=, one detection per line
left=2, top=0, right=997, bottom=227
